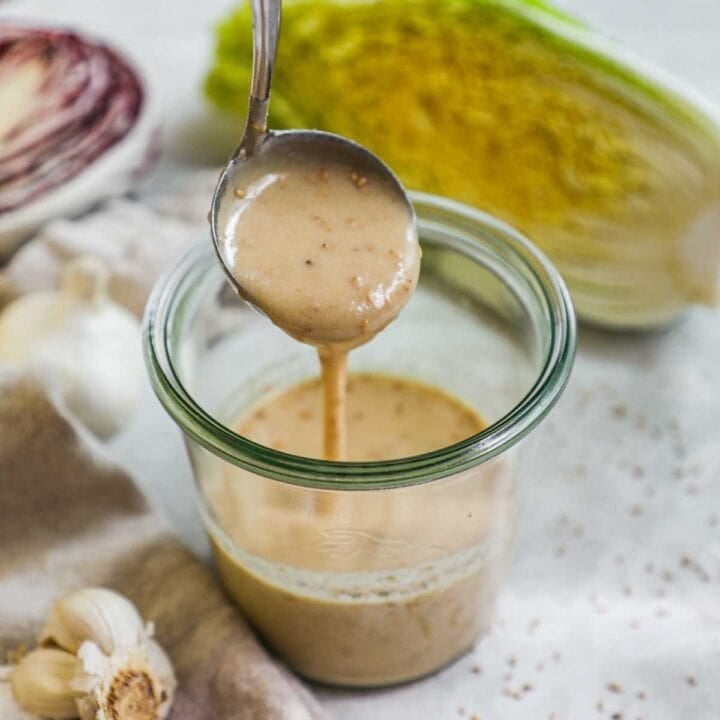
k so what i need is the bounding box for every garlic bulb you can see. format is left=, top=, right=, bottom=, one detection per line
left=0, top=256, right=143, bottom=438
left=2, top=588, right=176, bottom=720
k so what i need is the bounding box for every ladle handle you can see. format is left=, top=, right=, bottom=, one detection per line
left=241, top=0, right=281, bottom=153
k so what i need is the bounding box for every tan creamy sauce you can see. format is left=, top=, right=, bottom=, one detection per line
left=207, top=374, right=514, bottom=686
left=236, top=373, right=484, bottom=460
left=224, top=154, right=419, bottom=349
left=223, top=151, right=419, bottom=459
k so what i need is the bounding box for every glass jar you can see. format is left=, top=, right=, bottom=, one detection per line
left=144, top=192, right=575, bottom=687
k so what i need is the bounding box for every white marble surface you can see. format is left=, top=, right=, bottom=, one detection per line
left=6, top=0, right=720, bottom=718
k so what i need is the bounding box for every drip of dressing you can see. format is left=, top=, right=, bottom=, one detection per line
left=223, top=150, right=420, bottom=460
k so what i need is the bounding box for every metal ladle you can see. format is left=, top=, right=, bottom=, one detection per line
left=209, top=0, right=416, bottom=297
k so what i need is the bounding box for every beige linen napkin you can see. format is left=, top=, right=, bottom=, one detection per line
left=0, top=374, right=330, bottom=720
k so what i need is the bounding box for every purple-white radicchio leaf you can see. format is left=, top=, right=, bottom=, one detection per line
left=0, top=24, right=156, bottom=253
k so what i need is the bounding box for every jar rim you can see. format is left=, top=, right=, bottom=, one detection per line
left=144, top=192, right=576, bottom=490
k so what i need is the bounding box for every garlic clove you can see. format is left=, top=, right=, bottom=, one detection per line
left=40, top=587, right=145, bottom=656
left=10, top=648, right=82, bottom=720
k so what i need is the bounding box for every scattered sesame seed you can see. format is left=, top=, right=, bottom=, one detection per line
left=305, top=259, right=313, bottom=266
left=234, top=188, right=246, bottom=199
left=612, top=403, right=628, bottom=418
left=607, top=682, right=623, bottom=694
left=527, top=618, right=541, bottom=634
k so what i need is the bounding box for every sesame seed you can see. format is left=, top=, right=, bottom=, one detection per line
left=234, top=188, right=246, bottom=199
left=607, top=682, right=623, bottom=694
left=612, top=403, right=628, bottom=418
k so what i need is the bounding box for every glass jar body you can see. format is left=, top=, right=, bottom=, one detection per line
left=145, top=193, right=575, bottom=686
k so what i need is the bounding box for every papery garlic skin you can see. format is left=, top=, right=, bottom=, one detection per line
left=0, top=256, right=143, bottom=438
left=75, top=639, right=176, bottom=720
left=40, top=587, right=145, bottom=656
left=10, top=648, right=82, bottom=719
